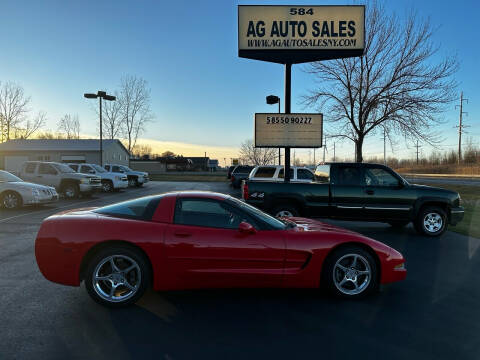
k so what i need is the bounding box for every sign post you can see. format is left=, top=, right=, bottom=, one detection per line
left=238, top=5, right=365, bottom=182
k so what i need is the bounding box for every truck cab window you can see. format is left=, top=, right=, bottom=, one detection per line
left=365, top=168, right=399, bottom=187
left=336, top=167, right=361, bottom=186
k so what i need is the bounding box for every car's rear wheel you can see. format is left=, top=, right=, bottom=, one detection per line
left=101, top=180, right=113, bottom=192
left=272, top=204, right=299, bottom=218
left=84, top=246, right=150, bottom=307
left=323, top=246, right=378, bottom=298
left=415, top=206, right=447, bottom=237
left=62, top=183, right=79, bottom=199
left=1, top=191, right=22, bottom=209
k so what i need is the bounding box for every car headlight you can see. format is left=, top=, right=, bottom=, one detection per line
left=80, top=178, right=89, bottom=184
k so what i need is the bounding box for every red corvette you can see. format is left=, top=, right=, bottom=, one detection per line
left=35, top=191, right=406, bottom=307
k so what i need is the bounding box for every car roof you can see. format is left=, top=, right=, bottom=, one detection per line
left=165, top=190, right=230, bottom=201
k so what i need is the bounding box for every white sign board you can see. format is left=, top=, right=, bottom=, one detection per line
left=238, top=5, right=365, bottom=63
left=255, top=113, right=323, bottom=148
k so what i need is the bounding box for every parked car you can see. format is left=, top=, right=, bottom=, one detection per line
left=230, top=165, right=254, bottom=188
left=0, top=170, right=58, bottom=209
left=248, top=165, right=315, bottom=183
left=104, top=164, right=149, bottom=187
left=227, top=165, right=236, bottom=179
left=68, top=163, right=128, bottom=192
left=243, top=162, right=464, bottom=237
left=35, top=191, right=406, bottom=307
left=19, top=161, right=102, bottom=199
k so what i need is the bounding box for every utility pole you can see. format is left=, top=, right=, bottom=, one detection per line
left=333, top=142, right=336, bottom=162
left=455, top=92, right=469, bottom=164
left=415, top=141, right=421, bottom=165
left=322, top=138, right=327, bottom=162
left=313, top=148, right=316, bottom=165
left=383, top=126, right=387, bottom=165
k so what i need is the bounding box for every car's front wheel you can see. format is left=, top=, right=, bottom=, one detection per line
left=102, top=180, right=113, bottom=192
left=62, top=183, right=79, bottom=199
left=84, top=246, right=150, bottom=307
left=1, top=191, right=22, bottom=209
left=415, top=206, right=447, bottom=237
left=272, top=204, right=299, bottom=218
left=323, top=246, right=378, bottom=298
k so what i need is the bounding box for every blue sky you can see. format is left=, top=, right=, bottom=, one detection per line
left=0, top=0, right=478, bottom=162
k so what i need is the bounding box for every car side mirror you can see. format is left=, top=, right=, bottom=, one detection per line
left=239, top=221, right=256, bottom=234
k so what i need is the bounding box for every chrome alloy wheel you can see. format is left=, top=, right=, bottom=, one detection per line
left=64, top=186, right=76, bottom=198
left=275, top=210, right=294, bottom=217
left=102, top=181, right=112, bottom=192
left=423, top=212, right=443, bottom=234
left=333, top=254, right=371, bottom=296
left=3, top=193, right=19, bottom=209
left=92, top=255, right=141, bottom=303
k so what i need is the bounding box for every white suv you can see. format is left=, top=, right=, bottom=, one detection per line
left=248, top=165, right=315, bottom=183
left=104, top=164, right=149, bottom=187
left=68, top=163, right=128, bottom=192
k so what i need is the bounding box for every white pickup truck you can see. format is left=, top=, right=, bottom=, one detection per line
left=19, top=161, right=102, bottom=199
left=68, top=163, right=128, bottom=192
left=104, top=164, right=149, bottom=187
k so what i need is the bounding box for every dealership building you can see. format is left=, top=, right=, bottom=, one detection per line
left=0, top=139, right=130, bottom=173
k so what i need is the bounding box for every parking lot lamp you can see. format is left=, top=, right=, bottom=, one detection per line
left=84, top=91, right=116, bottom=166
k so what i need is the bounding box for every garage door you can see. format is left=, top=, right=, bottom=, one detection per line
left=5, top=156, right=29, bottom=174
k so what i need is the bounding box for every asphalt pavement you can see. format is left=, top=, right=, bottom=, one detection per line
left=1, top=181, right=479, bottom=360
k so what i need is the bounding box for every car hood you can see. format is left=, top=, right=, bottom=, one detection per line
left=3, top=181, right=55, bottom=191
left=407, top=183, right=457, bottom=196
left=287, top=217, right=359, bottom=235
left=130, top=171, right=148, bottom=176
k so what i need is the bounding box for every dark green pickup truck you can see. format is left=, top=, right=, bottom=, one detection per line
left=242, top=162, right=464, bottom=237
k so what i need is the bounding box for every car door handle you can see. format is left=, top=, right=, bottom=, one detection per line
left=173, top=232, right=192, bottom=238
left=365, top=189, right=374, bottom=195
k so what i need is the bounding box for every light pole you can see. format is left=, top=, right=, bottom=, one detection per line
left=84, top=91, right=116, bottom=166
left=266, top=95, right=281, bottom=165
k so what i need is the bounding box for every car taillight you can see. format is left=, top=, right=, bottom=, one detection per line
left=231, top=175, right=235, bottom=182
left=243, top=182, right=249, bottom=200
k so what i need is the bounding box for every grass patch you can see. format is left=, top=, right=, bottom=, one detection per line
left=424, top=183, right=480, bottom=238
left=150, top=173, right=227, bottom=182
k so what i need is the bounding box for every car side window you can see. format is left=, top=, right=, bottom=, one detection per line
left=38, top=163, right=57, bottom=175
left=254, top=167, right=276, bottom=178
left=112, top=166, right=121, bottom=172
left=174, top=199, right=247, bottom=229
left=69, top=164, right=78, bottom=171
left=365, top=168, right=400, bottom=187
left=25, top=163, right=37, bottom=174
left=278, top=168, right=294, bottom=179
left=297, top=169, right=314, bottom=180
left=336, top=166, right=362, bottom=186
left=80, top=165, right=93, bottom=173
left=104, top=165, right=110, bottom=171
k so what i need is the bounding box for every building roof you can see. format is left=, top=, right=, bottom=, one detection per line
left=0, top=139, right=129, bottom=153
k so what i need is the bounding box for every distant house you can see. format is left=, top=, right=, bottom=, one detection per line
left=207, top=159, right=219, bottom=171
left=0, top=139, right=129, bottom=173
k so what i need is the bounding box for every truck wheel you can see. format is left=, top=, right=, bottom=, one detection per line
left=272, top=204, right=299, bottom=218
left=388, top=221, right=410, bottom=228
left=102, top=180, right=114, bottom=192
left=1, top=191, right=22, bottom=209
left=135, top=180, right=143, bottom=187
left=84, top=246, right=151, bottom=308
left=62, top=183, right=79, bottom=199
left=322, top=245, right=378, bottom=299
left=415, top=206, right=447, bottom=237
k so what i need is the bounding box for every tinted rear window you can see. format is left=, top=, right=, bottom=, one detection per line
left=94, top=196, right=161, bottom=220
left=253, top=167, right=276, bottom=178
left=233, top=166, right=252, bottom=173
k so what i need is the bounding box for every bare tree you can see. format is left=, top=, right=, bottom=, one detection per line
left=118, top=75, right=153, bottom=153
left=303, top=3, right=458, bottom=162
left=131, top=144, right=153, bottom=158
left=239, top=139, right=277, bottom=165
left=102, top=91, right=124, bottom=139
left=0, top=81, right=31, bottom=142
left=57, top=114, right=81, bottom=139
left=161, top=150, right=175, bottom=157
left=13, top=111, right=47, bottom=139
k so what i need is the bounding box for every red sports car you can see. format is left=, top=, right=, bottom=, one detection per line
left=35, top=191, right=406, bottom=307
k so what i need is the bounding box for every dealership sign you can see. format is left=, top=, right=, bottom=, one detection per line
left=255, top=113, right=323, bottom=148
left=238, top=5, right=365, bottom=64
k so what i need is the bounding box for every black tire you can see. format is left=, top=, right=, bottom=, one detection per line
left=62, top=182, right=79, bottom=199
left=415, top=206, right=447, bottom=237
left=1, top=191, right=23, bottom=209
left=84, top=246, right=151, bottom=308
left=322, top=245, right=378, bottom=299
left=135, top=181, right=143, bottom=187
left=272, top=204, right=299, bottom=218
left=102, top=180, right=114, bottom=192
left=388, top=221, right=410, bottom=228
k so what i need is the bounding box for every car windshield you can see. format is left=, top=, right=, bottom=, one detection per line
left=92, top=164, right=106, bottom=173
left=53, top=163, right=75, bottom=173
left=0, top=171, right=23, bottom=182
left=227, top=196, right=286, bottom=230
left=120, top=166, right=132, bottom=172
left=94, top=196, right=160, bottom=220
